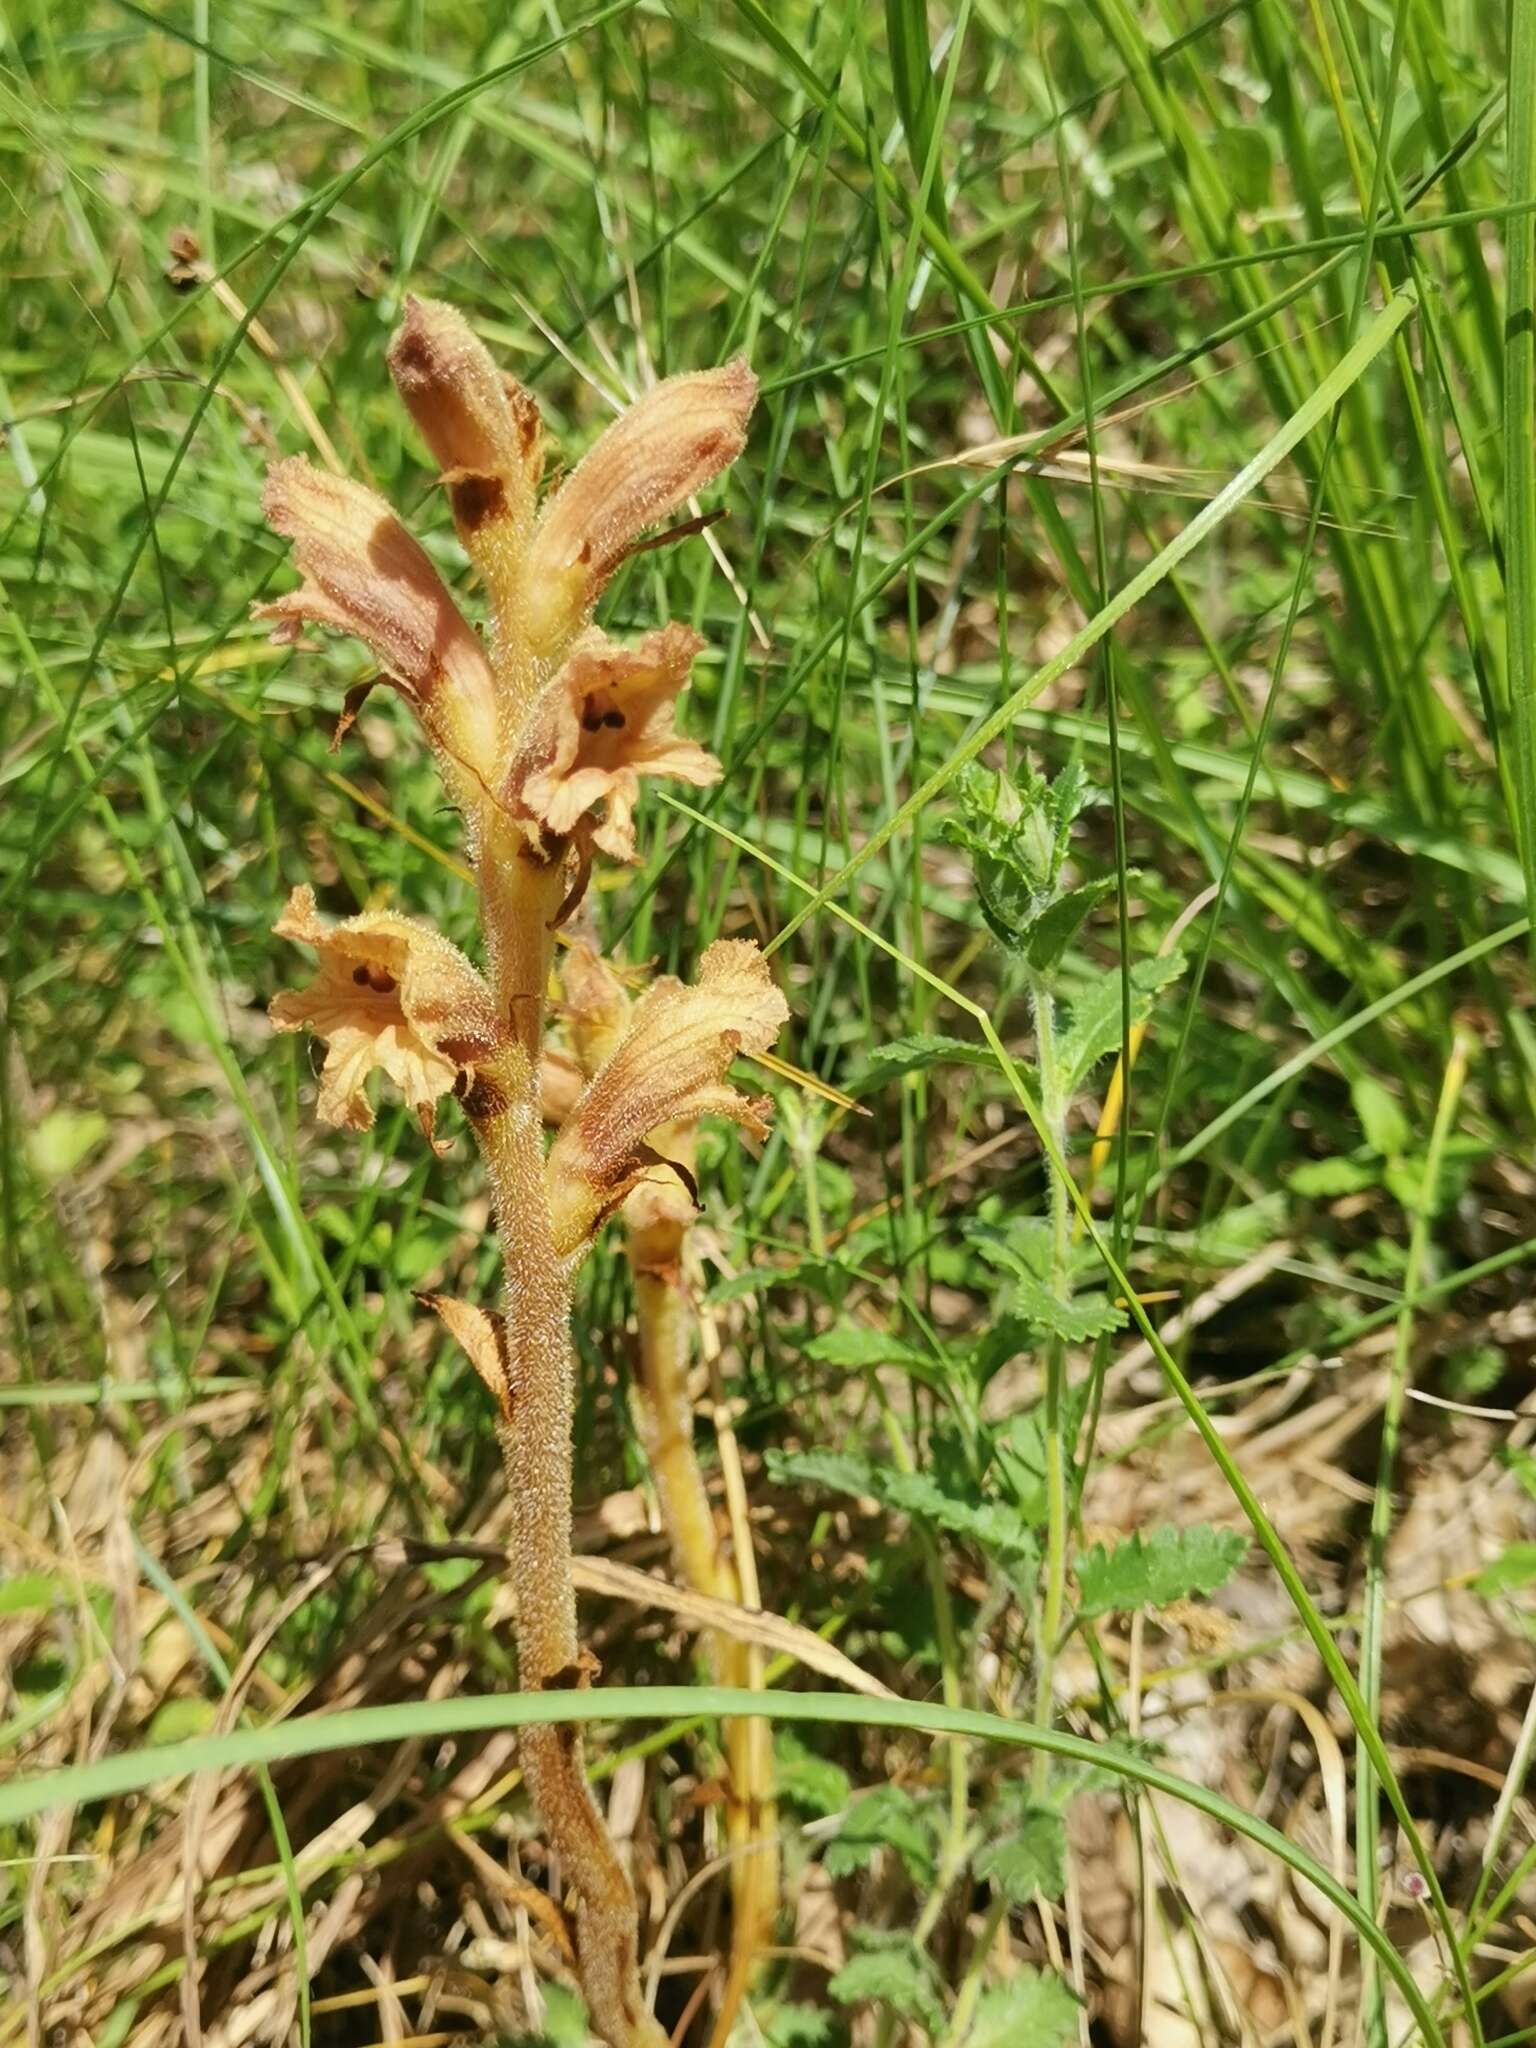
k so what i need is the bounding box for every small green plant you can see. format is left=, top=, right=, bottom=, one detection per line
left=947, top=757, right=1248, bottom=1724
left=767, top=757, right=1242, bottom=2032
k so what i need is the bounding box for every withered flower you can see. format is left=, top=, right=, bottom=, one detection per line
left=546, top=939, right=787, bottom=1255
left=510, top=625, right=719, bottom=865
left=256, top=459, right=500, bottom=780
left=269, top=885, right=501, bottom=1141
left=522, top=357, right=757, bottom=661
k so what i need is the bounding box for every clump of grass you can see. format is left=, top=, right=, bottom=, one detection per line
left=257, top=297, right=782, bottom=2048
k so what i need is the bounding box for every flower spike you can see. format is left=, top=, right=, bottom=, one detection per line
left=545, top=939, right=787, bottom=1255
left=269, top=885, right=502, bottom=1143
left=259, top=301, right=765, bottom=2048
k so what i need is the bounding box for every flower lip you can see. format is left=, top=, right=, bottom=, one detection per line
left=509, top=624, right=719, bottom=868
left=269, top=883, right=502, bottom=1141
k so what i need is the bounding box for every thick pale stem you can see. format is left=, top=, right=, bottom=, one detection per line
left=470, top=844, right=663, bottom=2048
left=476, top=819, right=564, bottom=1062
left=626, top=1191, right=779, bottom=2024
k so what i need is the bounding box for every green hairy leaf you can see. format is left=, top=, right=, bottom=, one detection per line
left=824, top=1785, right=938, bottom=1884
left=767, top=1449, right=1036, bottom=1564
left=856, top=1031, right=994, bottom=1087
left=1010, top=1275, right=1126, bottom=1344
left=1058, top=951, right=1188, bottom=1090
left=775, top=1731, right=852, bottom=1816
left=965, top=1971, right=1080, bottom=2048
left=972, top=1805, right=1067, bottom=1902
left=881, top=1469, right=1038, bottom=1562
left=1076, top=1525, right=1248, bottom=1617
left=829, top=1932, right=946, bottom=2033
left=805, top=1324, right=945, bottom=1385
left=758, top=2002, right=843, bottom=2048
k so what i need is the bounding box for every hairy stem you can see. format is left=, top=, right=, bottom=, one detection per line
left=471, top=848, right=663, bottom=2048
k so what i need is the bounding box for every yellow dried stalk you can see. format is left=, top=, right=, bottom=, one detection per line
left=258, top=297, right=781, bottom=2048
left=562, top=951, right=780, bottom=2026
left=627, top=1185, right=780, bottom=2045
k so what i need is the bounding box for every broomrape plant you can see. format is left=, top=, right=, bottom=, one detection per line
left=258, top=297, right=783, bottom=2048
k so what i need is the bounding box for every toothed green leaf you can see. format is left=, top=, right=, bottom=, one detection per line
left=1076, top=1525, right=1247, bottom=1617
left=965, top=1971, right=1079, bottom=2048
left=972, top=1805, right=1067, bottom=1903
left=823, top=1785, right=937, bottom=1885
left=775, top=1732, right=851, bottom=1817
left=829, top=1933, right=945, bottom=2032
left=1058, top=951, right=1187, bottom=1090
left=856, top=1032, right=994, bottom=1087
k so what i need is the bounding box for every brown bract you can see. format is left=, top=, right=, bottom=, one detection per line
left=521, top=357, right=757, bottom=661
left=417, top=1291, right=512, bottom=1408
left=545, top=939, right=788, bottom=1255
left=538, top=1047, right=586, bottom=1126
left=558, top=940, right=632, bottom=1076
left=269, top=885, right=502, bottom=1142
left=255, top=459, right=499, bottom=778
left=510, top=625, right=719, bottom=864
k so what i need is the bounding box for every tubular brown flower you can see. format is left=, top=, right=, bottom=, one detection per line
left=386, top=294, right=542, bottom=560
left=269, top=885, right=501, bottom=1141
left=521, top=358, right=757, bottom=660
left=538, top=1047, right=586, bottom=1126
left=255, top=458, right=500, bottom=781
left=509, top=624, right=719, bottom=865
left=546, top=939, right=787, bottom=1255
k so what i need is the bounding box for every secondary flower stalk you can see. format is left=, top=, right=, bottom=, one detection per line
left=557, top=945, right=781, bottom=2034
left=258, top=299, right=773, bottom=2048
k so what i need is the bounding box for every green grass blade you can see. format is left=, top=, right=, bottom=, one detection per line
left=1508, top=0, right=1536, bottom=916
left=0, top=1684, right=1448, bottom=2046
left=767, top=286, right=1419, bottom=953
